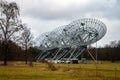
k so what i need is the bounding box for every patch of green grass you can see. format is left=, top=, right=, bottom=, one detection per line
left=0, top=61, right=120, bottom=80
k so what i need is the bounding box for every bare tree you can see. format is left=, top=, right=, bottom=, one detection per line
left=0, top=0, right=23, bottom=65
left=20, top=26, right=33, bottom=64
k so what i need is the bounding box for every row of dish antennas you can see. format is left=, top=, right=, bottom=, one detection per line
left=36, top=18, right=107, bottom=62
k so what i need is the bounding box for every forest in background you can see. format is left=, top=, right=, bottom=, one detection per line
left=0, top=40, right=120, bottom=62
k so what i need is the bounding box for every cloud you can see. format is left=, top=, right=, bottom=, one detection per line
left=11, top=0, right=120, bottom=20
left=6, top=0, right=120, bottom=46
left=21, top=16, right=70, bottom=38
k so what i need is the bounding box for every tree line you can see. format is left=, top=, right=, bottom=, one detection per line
left=81, top=40, right=120, bottom=62
left=1, top=40, right=120, bottom=63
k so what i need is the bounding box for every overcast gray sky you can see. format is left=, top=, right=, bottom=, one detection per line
left=7, top=0, right=120, bottom=47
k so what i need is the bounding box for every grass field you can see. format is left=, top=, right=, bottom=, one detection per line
left=0, top=61, right=120, bottom=80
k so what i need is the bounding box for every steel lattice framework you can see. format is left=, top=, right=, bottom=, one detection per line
left=36, top=18, right=107, bottom=62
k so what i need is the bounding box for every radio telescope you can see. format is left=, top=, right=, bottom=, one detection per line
left=36, top=18, right=107, bottom=62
